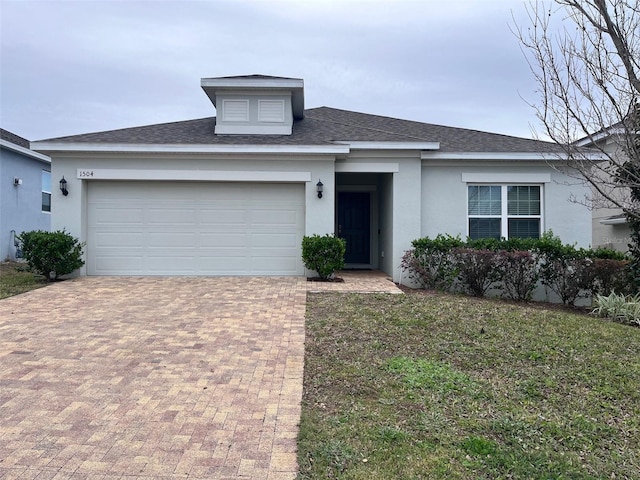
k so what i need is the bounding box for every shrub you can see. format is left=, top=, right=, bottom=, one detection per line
left=452, top=248, right=502, bottom=297
left=539, top=255, right=595, bottom=306
left=591, top=258, right=632, bottom=296
left=404, top=231, right=635, bottom=304
left=496, top=250, right=539, bottom=301
left=401, top=234, right=462, bottom=290
left=533, top=232, right=594, bottom=305
left=18, top=230, right=85, bottom=281
left=591, top=247, right=629, bottom=261
left=302, top=234, right=346, bottom=280
left=592, top=292, right=640, bottom=326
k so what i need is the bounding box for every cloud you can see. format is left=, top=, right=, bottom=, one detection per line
left=0, top=0, right=540, bottom=140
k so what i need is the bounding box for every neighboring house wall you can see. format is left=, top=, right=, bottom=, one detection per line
left=0, top=137, right=51, bottom=260
left=590, top=139, right=632, bottom=252
left=593, top=207, right=631, bottom=251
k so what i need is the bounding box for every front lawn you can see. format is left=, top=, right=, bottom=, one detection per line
left=0, top=261, right=47, bottom=299
left=299, top=291, right=640, bottom=479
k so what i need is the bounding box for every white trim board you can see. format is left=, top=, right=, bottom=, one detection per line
left=335, top=162, right=399, bottom=173
left=461, top=173, right=551, bottom=183
left=32, top=142, right=349, bottom=155
left=422, top=151, right=606, bottom=161
left=76, top=169, right=312, bottom=182
left=337, top=141, right=440, bottom=150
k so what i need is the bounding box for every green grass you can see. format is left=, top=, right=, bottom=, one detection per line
left=298, top=291, right=640, bottom=479
left=0, top=261, right=47, bottom=299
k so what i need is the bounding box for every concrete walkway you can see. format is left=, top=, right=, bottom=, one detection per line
left=0, top=272, right=401, bottom=479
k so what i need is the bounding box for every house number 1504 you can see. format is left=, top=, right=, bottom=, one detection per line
left=78, top=170, right=95, bottom=178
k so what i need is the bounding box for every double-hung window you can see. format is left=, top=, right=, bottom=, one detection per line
left=42, top=170, right=51, bottom=213
left=468, top=185, right=541, bottom=240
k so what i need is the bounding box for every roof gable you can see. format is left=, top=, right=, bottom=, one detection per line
left=1, top=128, right=30, bottom=149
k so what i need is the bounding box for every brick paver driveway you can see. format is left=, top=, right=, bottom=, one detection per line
left=0, top=277, right=306, bottom=479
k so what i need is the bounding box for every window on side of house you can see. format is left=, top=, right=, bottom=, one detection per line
left=42, top=170, right=51, bottom=213
left=468, top=184, right=541, bottom=240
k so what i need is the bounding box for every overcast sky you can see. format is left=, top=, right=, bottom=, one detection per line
left=0, top=0, right=545, bottom=142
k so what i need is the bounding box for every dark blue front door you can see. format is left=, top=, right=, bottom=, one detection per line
left=338, top=191, right=370, bottom=264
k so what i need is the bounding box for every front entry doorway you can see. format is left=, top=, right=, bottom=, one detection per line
left=337, top=191, right=371, bottom=264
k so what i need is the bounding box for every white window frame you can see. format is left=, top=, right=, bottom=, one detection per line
left=42, top=170, right=51, bottom=213
left=467, top=184, right=543, bottom=240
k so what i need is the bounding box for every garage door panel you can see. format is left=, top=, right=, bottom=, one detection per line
left=252, top=233, right=298, bottom=247
left=94, top=207, right=145, bottom=224
left=200, top=210, right=248, bottom=225
left=88, top=181, right=305, bottom=276
left=148, top=208, right=198, bottom=224
left=148, top=232, right=197, bottom=247
left=200, top=234, right=249, bottom=248
left=95, top=232, right=144, bottom=247
left=96, top=256, right=144, bottom=273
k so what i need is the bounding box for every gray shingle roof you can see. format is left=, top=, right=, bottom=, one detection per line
left=1, top=128, right=30, bottom=149
left=36, top=106, right=563, bottom=153
left=205, top=74, right=303, bottom=81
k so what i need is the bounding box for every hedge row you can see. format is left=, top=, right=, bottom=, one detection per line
left=401, top=232, right=633, bottom=305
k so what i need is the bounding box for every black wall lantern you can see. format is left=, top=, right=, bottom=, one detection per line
left=60, top=177, right=68, bottom=196
left=316, top=179, right=324, bottom=199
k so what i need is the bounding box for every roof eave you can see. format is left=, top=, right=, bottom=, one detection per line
left=420, top=151, right=607, bottom=161
left=30, top=142, right=349, bottom=155
left=1, top=139, right=51, bottom=163
left=335, top=141, right=440, bottom=151
left=600, top=216, right=628, bottom=225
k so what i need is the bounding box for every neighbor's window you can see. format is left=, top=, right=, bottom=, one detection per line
left=42, top=170, right=51, bottom=213
left=468, top=185, right=541, bottom=240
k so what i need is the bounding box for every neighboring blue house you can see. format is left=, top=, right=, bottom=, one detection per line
left=0, top=129, right=51, bottom=261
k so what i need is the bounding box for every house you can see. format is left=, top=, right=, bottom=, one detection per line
left=0, top=129, right=51, bottom=261
left=31, top=74, right=592, bottom=282
left=575, top=128, right=634, bottom=253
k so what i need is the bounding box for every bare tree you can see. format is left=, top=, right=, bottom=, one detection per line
left=515, top=0, right=640, bottom=219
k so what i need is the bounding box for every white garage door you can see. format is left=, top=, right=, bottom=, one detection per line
left=87, top=181, right=305, bottom=275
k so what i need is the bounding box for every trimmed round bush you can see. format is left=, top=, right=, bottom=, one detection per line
left=302, top=234, right=346, bottom=280
left=18, top=229, right=85, bottom=280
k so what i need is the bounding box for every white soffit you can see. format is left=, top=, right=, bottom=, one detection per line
left=421, top=151, right=607, bottom=161
left=1, top=139, right=51, bottom=163
left=574, top=128, right=624, bottom=147
left=600, top=216, right=628, bottom=225
left=31, top=142, right=350, bottom=155
left=337, top=141, right=440, bottom=150
left=201, top=77, right=304, bottom=90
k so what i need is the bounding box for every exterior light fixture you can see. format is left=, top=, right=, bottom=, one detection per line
left=60, top=177, right=68, bottom=196
left=316, top=179, right=324, bottom=199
